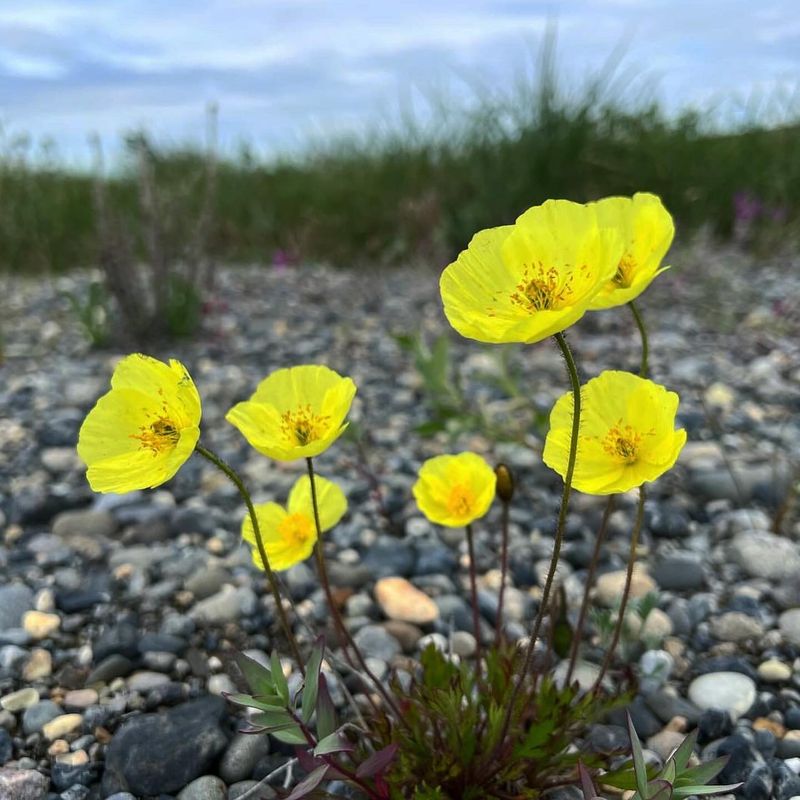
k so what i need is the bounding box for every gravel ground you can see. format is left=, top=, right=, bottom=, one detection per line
left=2, top=240, right=800, bottom=800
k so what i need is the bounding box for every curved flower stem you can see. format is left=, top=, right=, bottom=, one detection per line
left=195, top=444, right=304, bottom=673
left=564, top=494, right=615, bottom=685
left=465, top=523, right=483, bottom=673
left=593, top=485, right=646, bottom=694
left=489, top=331, right=582, bottom=759
left=628, top=300, right=649, bottom=379
left=306, top=458, right=406, bottom=725
left=494, top=500, right=510, bottom=648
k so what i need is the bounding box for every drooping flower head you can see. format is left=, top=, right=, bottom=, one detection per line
left=77, top=354, right=201, bottom=493
left=440, top=199, right=623, bottom=344
left=242, top=474, right=347, bottom=571
left=543, top=370, right=686, bottom=495
left=588, top=192, right=675, bottom=310
left=413, top=452, right=497, bottom=527
left=226, top=365, right=356, bottom=461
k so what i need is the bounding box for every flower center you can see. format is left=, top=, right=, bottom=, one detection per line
left=613, top=256, right=636, bottom=288
left=447, top=484, right=475, bottom=517
left=280, top=405, right=330, bottom=447
left=278, top=512, right=314, bottom=549
left=602, top=422, right=642, bottom=463
left=131, top=416, right=180, bottom=456
left=509, top=265, right=577, bottom=313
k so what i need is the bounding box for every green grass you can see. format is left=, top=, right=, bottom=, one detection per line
left=1, top=45, right=798, bottom=275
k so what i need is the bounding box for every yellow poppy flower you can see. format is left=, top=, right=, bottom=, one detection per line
left=77, top=354, right=201, bottom=493
left=226, top=365, right=356, bottom=461
left=439, top=199, right=623, bottom=344
left=588, top=192, right=675, bottom=310
left=542, top=370, right=686, bottom=495
left=413, top=452, right=497, bottom=527
left=242, top=475, right=347, bottom=571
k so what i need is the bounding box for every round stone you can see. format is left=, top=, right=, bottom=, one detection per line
left=375, top=577, right=439, bottom=624
left=22, top=611, right=60, bottom=640
left=757, top=658, right=792, bottom=683
left=780, top=609, right=800, bottom=647
left=595, top=568, right=656, bottom=607
left=687, top=672, right=756, bottom=720
left=176, top=775, right=226, bottom=800
left=22, top=649, right=53, bottom=681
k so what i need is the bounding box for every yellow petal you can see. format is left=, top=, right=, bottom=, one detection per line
left=287, top=475, right=348, bottom=532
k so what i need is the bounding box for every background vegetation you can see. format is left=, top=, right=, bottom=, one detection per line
left=1, top=44, right=798, bottom=275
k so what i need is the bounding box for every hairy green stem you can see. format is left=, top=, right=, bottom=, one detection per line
left=306, top=458, right=406, bottom=725
left=494, top=500, right=511, bottom=647
left=488, top=331, right=582, bottom=761
left=628, top=300, right=649, bottom=378
left=195, top=444, right=304, bottom=672
left=564, top=495, right=615, bottom=685
left=465, top=523, right=483, bottom=673
left=593, top=485, right=646, bottom=693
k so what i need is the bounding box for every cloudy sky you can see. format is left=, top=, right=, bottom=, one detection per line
left=0, top=0, right=797, bottom=165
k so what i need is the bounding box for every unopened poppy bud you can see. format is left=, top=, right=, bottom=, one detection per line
left=494, top=463, right=514, bottom=504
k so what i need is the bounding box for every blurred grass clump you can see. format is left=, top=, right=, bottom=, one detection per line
left=1, top=40, right=798, bottom=277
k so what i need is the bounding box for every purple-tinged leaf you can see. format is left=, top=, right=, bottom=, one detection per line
left=578, top=762, right=597, bottom=800
left=284, top=764, right=328, bottom=800
left=356, top=744, right=399, bottom=779
left=316, top=673, right=338, bottom=740
left=302, top=638, right=324, bottom=724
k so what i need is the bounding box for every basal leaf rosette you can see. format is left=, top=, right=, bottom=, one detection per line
left=588, top=192, right=675, bottom=310
left=242, top=475, right=347, bottom=571
left=543, top=370, right=686, bottom=495
left=440, top=199, right=624, bottom=344
left=226, top=364, right=356, bottom=461
left=413, top=452, right=496, bottom=527
left=77, top=354, right=201, bottom=493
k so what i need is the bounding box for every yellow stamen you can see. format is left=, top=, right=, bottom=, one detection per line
left=601, top=422, right=642, bottom=463
left=509, top=265, right=574, bottom=313
left=131, top=417, right=180, bottom=455
left=613, top=256, right=636, bottom=288
left=278, top=512, right=314, bottom=549
left=447, top=484, right=475, bottom=517
left=280, top=405, right=330, bottom=447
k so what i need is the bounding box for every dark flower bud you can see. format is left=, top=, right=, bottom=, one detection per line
left=494, top=463, right=514, bottom=504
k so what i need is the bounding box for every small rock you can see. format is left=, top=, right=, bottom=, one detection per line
left=22, top=649, right=52, bottom=681
left=42, top=714, right=83, bottom=740
left=651, top=554, right=705, bottom=591
left=647, top=728, right=686, bottom=760
left=375, top=577, right=439, bottom=624
left=86, top=654, right=134, bottom=684
left=177, top=775, right=227, bottom=800
left=710, top=612, right=765, bottom=643
left=352, top=625, right=401, bottom=662
left=0, top=585, right=35, bottom=630
left=190, top=585, right=245, bottom=625
left=780, top=609, right=800, bottom=647
left=22, top=611, right=60, bottom=640
left=730, top=531, right=800, bottom=580
left=0, top=768, right=49, bottom=800
left=52, top=509, right=117, bottom=539
left=127, top=671, right=171, bottom=692
left=758, top=658, right=792, bottom=683
left=1, top=687, right=39, bottom=712
left=687, top=672, right=756, bottom=719
left=63, top=690, right=98, bottom=711
left=595, top=568, right=656, bottom=607
left=219, top=732, right=270, bottom=783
